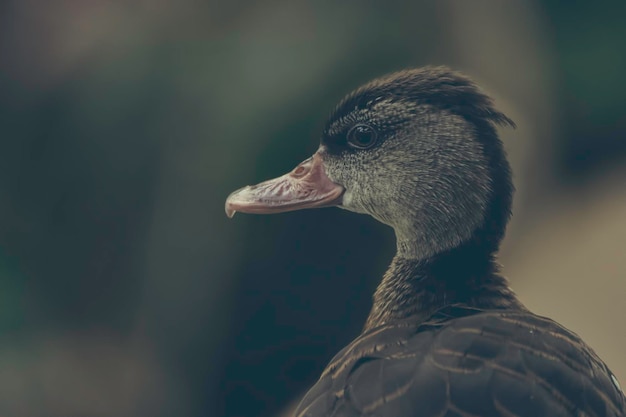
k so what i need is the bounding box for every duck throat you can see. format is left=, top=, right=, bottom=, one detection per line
left=364, top=242, right=523, bottom=331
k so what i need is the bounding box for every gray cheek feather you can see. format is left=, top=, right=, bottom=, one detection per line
left=323, top=109, right=491, bottom=260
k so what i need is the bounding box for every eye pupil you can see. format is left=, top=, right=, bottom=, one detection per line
left=347, top=124, right=377, bottom=149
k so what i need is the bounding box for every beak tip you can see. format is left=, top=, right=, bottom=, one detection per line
left=225, top=196, right=238, bottom=218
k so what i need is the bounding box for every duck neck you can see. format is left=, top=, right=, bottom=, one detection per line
left=364, top=240, right=523, bottom=331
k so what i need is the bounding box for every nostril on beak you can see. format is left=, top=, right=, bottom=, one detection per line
left=291, top=158, right=313, bottom=178
left=293, top=165, right=307, bottom=176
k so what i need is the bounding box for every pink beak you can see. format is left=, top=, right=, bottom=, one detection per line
left=225, top=152, right=344, bottom=218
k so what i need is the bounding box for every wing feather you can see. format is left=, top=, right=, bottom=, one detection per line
left=295, top=308, right=625, bottom=417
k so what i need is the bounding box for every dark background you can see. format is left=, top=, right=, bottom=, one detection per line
left=0, top=1, right=625, bottom=416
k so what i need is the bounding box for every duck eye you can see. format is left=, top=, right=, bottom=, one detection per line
left=346, top=124, right=377, bottom=150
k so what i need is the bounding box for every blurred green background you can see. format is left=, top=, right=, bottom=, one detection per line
left=0, top=1, right=625, bottom=416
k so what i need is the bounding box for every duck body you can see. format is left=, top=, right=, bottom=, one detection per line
left=225, top=67, right=625, bottom=417
left=297, top=307, right=623, bottom=417
left=296, top=251, right=624, bottom=417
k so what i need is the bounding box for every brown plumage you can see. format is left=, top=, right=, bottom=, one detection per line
left=298, top=307, right=623, bottom=417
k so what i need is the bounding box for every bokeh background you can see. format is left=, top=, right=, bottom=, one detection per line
left=0, top=1, right=625, bottom=416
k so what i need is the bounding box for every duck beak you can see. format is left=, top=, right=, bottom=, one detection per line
left=225, top=152, right=344, bottom=218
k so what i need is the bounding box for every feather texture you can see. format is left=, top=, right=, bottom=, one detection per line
left=296, top=306, right=625, bottom=417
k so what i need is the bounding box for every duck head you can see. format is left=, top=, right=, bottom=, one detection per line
left=226, top=67, right=514, bottom=260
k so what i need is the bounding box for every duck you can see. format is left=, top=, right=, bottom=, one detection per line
left=225, top=67, right=625, bottom=417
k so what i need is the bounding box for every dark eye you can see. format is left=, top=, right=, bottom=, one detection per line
left=346, top=124, right=377, bottom=150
